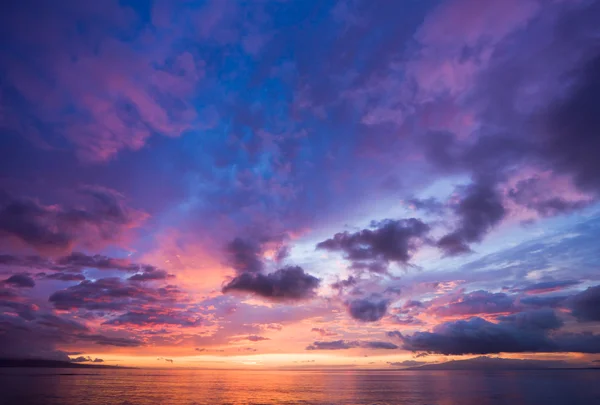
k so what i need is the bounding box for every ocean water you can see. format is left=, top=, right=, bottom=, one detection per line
left=0, top=368, right=598, bottom=405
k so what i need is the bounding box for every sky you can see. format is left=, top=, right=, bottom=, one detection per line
left=0, top=0, right=599, bottom=369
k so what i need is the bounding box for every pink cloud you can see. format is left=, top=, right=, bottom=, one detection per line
left=1, top=1, right=207, bottom=162
left=410, top=0, right=541, bottom=100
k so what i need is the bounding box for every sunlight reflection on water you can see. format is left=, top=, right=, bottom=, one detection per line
left=0, top=368, right=599, bottom=405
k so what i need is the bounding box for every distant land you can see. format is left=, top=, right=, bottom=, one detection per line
left=0, top=358, right=135, bottom=369
left=406, top=356, right=600, bottom=371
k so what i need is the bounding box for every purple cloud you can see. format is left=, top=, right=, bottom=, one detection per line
left=569, top=285, right=600, bottom=322
left=222, top=266, right=320, bottom=302
left=392, top=309, right=600, bottom=355
left=437, top=182, right=506, bottom=255
left=346, top=296, right=390, bottom=322
left=3, top=273, right=35, bottom=288
left=317, top=218, right=430, bottom=270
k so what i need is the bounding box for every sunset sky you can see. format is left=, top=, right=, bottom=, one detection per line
left=1, top=0, right=600, bottom=369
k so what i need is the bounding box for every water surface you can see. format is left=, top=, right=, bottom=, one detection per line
left=0, top=368, right=598, bottom=405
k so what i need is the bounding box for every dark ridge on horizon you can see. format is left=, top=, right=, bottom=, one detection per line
left=0, top=358, right=136, bottom=369
left=404, top=356, right=600, bottom=371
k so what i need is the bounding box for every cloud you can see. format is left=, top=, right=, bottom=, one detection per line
left=82, top=334, right=142, bottom=348
left=437, top=182, right=506, bottom=255
left=104, top=309, right=202, bottom=327
left=128, top=268, right=174, bottom=282
left=405, top=197, right=446, bottom=216
left=508, top=177, right=591, bottom=217
left=543, top=53, right=600, bottom=193
left=37, top=314, right=89, bottom=333
left=0, top=188, right=145, bottom=254
left=317, top=218, right=430, bottom=270
left=519, top=295, right=568, bottom=308
left=306, top=340, right=359, bottom=350
left=70, top=356, right=103, bottom=363
left=41, top=272, right=86, bottom=282
left=245, top=335, right=270, bottom=342
left=433, top=290, right=517, bottom=317
left=49, top=277, right=182, bottom=311
left=497, top=309, right=564, bottom=331
left=0, top=1, right=212, bottom=161
left=224, top=238, right=265, bottom=274
left=311, top=328, right=337, bottom=337
left=517, top=280, right=581, bottom=295
left=222, top=266, right=320, bottom=302
left=392, top=309, right=600, bottom=354
left=388, top=360, right=427, bottom=367
left=361, top=341, right=398, bottom=350
left=331, top=276, right=358, bottom=291
left=0, top=309, right=143, bottom=362
left=306, top=340, right=398, bottom=350
left=569, top=285, right=600, bottom=322
left=70, top=356, right=91, bottom=363
left=346, top=296, right=390, bottom=322
left=56, top=252, right=139, bottom=272
left=195, top=348, right=225, bottom=353
left=3, top=273, right=35, bottom=288
left=1, top=251, right=166, bottom=280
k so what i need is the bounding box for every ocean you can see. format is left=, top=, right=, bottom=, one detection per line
left=0, top=368, right=598, bottom=405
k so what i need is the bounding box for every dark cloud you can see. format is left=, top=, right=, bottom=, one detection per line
left=361, top=341, right=398, bottom=350
left=82, top=334, right=142, bottom=347
left=195, top=348, right=225, bottom=353
left=70, top=356, right=103, bottom=363
left=437, top=182, right=506, bottom=256
left=402, top=300, right=424, bottom=310
left=41, top=272, right=86, bottom=282
left=391, top=309, right=600, bottom=354
left=222, top=266, right=320, bottom=302
left=1, top=252, right=170, bottom=288
left=0, top=188, right=143, bottom=254
left=317, top=218, right=430, bottom=269
left=434, top=290, right=517, bottom=317
left=0, top=314, right=70, bottom=361
left=508, top=177, right=590, bottom=217
left=37, top=314, right=89, bottom=333
left=406, top=197, right=445, bottom=216
left=0, top=299, right=38, bottom=320
left=391, top=315, right=424, bottom=326
left=516, top=280, right=581, bottom=294
left=497, top=308, right=564, bottom=331
left=70, top=356, right=90, bottom=363
left=0, top=309, right=142, bottom=361
left=569, top=285, right=600, bottom=322
left=49, top=277, right=182, bottom=311
left=104, top=309, right=202, bottom=327
left=543, top=53, right=600, bottom=193
left=3, top=273, right=35, bottom=288
left=388, top=360, right=426, bottom=367
left=346, top=296, right=390, bottom=322
left=246, top=335, right=270, bottom=342
left=0, top=254, right=49, bottom=268
left=56, top=252, right=139, bottom=272
left=306, top=340, right=359, bottom=350
left=128, top=268, right=174, bottom=282
left=349, top=261, right=390, bottom=274
left=306, top=340, right=398, bottom=350
left=225, top=238, right=264, bottom=274
left=311, top=327, right=337, bottom=337
left=331, top=276, right=357, bottom=291
left=519, top=295, right=568, bottom=308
